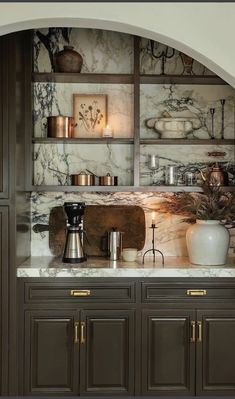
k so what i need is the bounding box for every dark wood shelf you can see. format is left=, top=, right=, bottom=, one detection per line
left=30, top=185, right=235, bottom=193
left=140, top=139, right=235, bottom=145
left=33, top=73, right=134, bottom=84
left=140, top=74, right=227, bottom=85
left=33, top=73, right=227, bottom=86
left=32, top=137, right=134, bottom=144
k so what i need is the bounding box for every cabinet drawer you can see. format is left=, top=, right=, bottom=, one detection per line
left=24, top=282, right=135, bottom=303
left=142, top=283, right=235, bottom=302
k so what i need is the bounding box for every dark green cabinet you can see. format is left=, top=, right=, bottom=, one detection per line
left=196, top=309, right=235, bottom=396
left=80, top=309, right=135, bottom=396
left=0, top=37, right=9, bottom=199
left=23, top=307, right=135, bottom=396
left=24, top=310, right=79, bottom=395
left=142, top=309, right=195, bottom=396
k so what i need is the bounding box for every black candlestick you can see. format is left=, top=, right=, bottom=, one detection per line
left=142, top=224, right=164, bottom=265
left=220, top=99, right=225, bottom=140
left=209, top=108, right=215, bottom=139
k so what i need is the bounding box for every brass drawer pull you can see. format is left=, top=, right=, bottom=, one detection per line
left=81, top=322, right=86, bottom=344
left=190, top=321, right=196, bottom=343
left=187, top=289, right=207, bottom=296
left=70, top=289, right=91, bottom=297
left=197, top=321, right=202, bottom=342
left=74, top=321, right=79, bottom=344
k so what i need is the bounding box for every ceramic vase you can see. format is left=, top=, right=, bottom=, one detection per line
left=55, top=46, right=83, bottom=73
left=186, top=220, right=230, bottom=265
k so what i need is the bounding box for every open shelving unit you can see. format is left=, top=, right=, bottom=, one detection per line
left=31, top=35, right=235, bottom=193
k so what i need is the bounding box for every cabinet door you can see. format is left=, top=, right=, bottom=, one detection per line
left=24, top=310, right=79, bottom=396
left=80, top=309, right=135, bottom=395
left=0, top=207, right=8, bottom=394
left=0, top=37, right=8, bottom=198
left=197, top=309, right=235, bottom=396
left=142, top=309, right=195, bottom=396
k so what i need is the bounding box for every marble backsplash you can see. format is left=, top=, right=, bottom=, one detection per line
left=30, top=191, right=235, bottom=258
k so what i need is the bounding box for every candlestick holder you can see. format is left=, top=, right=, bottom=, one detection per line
left=142, top=223, right=164, bottom=265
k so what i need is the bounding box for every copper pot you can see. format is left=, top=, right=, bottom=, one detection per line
left=47, top=116, right=76, bottom=138
left=99, top=173, right=118, bottom=186
left=71, top=171, right=95, bottom=186
left=200, top=163, right=229, bottom=186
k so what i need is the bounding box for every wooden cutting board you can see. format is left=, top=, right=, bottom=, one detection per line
left=46, top=205, right=145, bottom=257
left=84, top=205, right=145, bottom=256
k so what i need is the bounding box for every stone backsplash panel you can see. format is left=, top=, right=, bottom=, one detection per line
left=31, top=191, right=235, bottom=259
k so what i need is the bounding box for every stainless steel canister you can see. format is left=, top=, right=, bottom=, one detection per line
left=165, top=165, right=178, bottom=185
left=108, top=229, right=123, bottom=261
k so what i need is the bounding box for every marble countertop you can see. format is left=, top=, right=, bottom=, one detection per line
left=17, top=256, right=235, bottom=278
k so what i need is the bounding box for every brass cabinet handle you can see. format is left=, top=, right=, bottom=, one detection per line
left=74, top=321, right=79, bottom=344
left=197, top=321, right=202, bottom=342
left=190, top=321, right=196, bottom=343
left=70, top=289, right=91, bottom=297
left=187, top=289, right=207, bottom=296
left=80, top=322, right=86, bottom=344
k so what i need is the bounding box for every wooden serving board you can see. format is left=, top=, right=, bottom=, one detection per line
left=84, top=205, right=145, bottom=257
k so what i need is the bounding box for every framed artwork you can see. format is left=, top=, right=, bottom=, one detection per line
left=73, top=94, right=107, bottom=138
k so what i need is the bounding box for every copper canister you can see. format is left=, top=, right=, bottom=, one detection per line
left=47, top=116, right=76, bottom=138
left=99, top=173, right=118, bottom=186
left=71, top=172, right=95, bottom=186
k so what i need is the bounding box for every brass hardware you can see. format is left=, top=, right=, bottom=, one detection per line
left=70, top=290, right=91, bottom=297
left=197, top=321, right=202, bottom=342
left=187, top=289, right=207, bottom=296
left=81, top=322, right=86, bottom=344
left=190, top=321, right=196, bottom=343
left=74, top=321, right=79, bottom=344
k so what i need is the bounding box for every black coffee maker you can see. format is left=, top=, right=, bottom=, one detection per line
left=62, top=202, right=87, bottom=263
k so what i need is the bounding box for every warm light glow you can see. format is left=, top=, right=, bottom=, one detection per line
left=151, top=212, right=155, bottom=224
left=106, top=124, right=109, bottom=128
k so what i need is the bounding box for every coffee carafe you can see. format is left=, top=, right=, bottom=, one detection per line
left=108, top=228, right=123, bottom=261
left=62, top=202, right=87, bottom=263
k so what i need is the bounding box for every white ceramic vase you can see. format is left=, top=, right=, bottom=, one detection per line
left=186, top=220, right=230, bottom=265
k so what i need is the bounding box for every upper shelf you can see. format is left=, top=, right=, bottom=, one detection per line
left=32, top=73, right=227, bottom=85
left=32, top=137, right=234, bottom=145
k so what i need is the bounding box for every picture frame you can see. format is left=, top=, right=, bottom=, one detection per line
left=73, top=94, right=107, bottom=138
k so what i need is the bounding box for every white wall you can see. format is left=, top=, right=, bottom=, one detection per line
left=0, top=3, right=235, bottom=86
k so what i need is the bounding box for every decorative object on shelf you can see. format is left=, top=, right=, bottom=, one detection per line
left=102, top=124, right=113, bottom=138
left=142, top=212, right=164, bottom=265
left=146, top=112, right=201, bottom=139
left=99, top=173, right=118, bottom=186
left=200, top=163, right=229, bottom=186
left=71, top=170, right=96, bottom=186
left=147, top=154, right=159, bottom=185
left=209, top=107, right=215, bottom=139
left=185, top=171, right=197, bottom=186
left=47, top=116, right=77, bottom=138
left=207, top=151, right=226, bottom=157
left=180, top=52, right=194, bottom=75
left=55, top=45, right=83, bottom=73
left=73, top=94, right=107, bottom=138
left=149, top=40, right=175, bottom=75
left=165, top=165, right=178, bottom=186
left=220, top=99, right=226, bottom=139
left=159, top=184, right=235, bottom=265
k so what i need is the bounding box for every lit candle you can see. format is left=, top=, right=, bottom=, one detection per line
left=151, top=212, right=156, bottom=225
left=102, top=124, right=113, bottom=138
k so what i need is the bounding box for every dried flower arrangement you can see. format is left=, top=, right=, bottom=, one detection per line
left=159, top=184, right=235, bottom=224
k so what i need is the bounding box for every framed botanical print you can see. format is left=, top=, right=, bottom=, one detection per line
left=73, top=94, right=107, bottom=138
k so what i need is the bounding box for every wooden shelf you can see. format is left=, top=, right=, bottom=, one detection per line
left=30, top=185, right=235, bottom=193
left=33, top=73, right=134, bottom=84
left=140, top=139, right=235, bottom=145
left=33, top=73, right=227, bottom=86
left=32, top=137, right=134, bottom=144
left=140, top=75, right=227, bottom=85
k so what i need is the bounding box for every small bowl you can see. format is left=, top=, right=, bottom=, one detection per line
left=122, top=248, right=138, bottom=262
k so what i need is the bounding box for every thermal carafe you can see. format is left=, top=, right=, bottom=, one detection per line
left=108, top=229, right=123, bottom=261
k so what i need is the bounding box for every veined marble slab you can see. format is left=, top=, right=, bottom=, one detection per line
left=140, top=84, right=235, bottom=139
left=17, top=256, right=235, bottom=278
